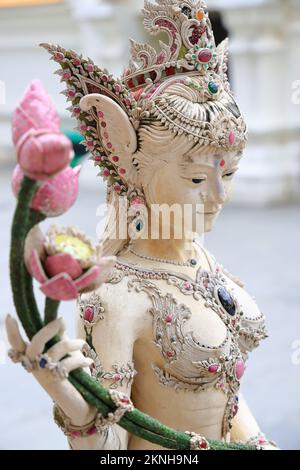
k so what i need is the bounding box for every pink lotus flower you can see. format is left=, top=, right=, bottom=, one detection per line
left=12, top=80, right=73, bottom=180
left=12, top=164, right=80, bottom=217
left=24, top=225, right=116, bottom=301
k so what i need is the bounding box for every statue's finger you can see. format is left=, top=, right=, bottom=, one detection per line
left=27, top=318, right=66, bottom=360
left=5, top=315, right=27, bottom=353
left=47, top=339, right=86, bottom=362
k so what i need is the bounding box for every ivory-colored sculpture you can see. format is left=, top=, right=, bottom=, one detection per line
left=6, top=0, right=278, bottom=450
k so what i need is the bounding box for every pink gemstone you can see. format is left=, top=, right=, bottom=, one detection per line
left=71, top=431, right=81, bottom=438
left=86, top=64, right=94, bottom=72
left=87, top=140, right=94, bottom=147
left=73, top=107, right=81, bottom=114
left=208, top=364, right=219, bottom=373
left=101, top=74, right=108, bottom=82
left=229, top=131, right=236, bottom=145
left=87, top=427, right=97, bottom=436
left=72, top=58, right=81, bottom=66
left=101, top=121, right=106, bottom=128
left=235, top=359, right=245, bottom=380
left=113, top=183, right=121, bottom=193
left=198, top=48, right=212, bottom=63
left=165, top=314, right=173, bottom=323
left=113, top=374, right=122, bottom=381
left=83, top=306, right=94, bottom=323
left=259, top=438, right=267, bottom=444
left=131, top=196, right=144, bottom=206
left=55, top=52, right=65, bottom=61
left=124, top=98, right=132, bottom=106
left=107, top=142, right=112, bottom=149
left=112, top=156, right=119, bottom=163
left=68, top=90, right=76, bottom=97
left=166, top=351, right=174, bottom=358
left=104, top=132, right=109, bottom=139
left=114, top=84, right=122, bottom=93
left=184, top=281, right=192, bottom=290
left=118, top=167, right=126, bottom=175
left=80, top=125, right=87, bottom=132
left=102, top=168, right=110, bottom=177
left=98, top=111, right=104, bottom=118
left=93, top=156, right=102, bottom=162
left=63, top=72, right=71, bottom=80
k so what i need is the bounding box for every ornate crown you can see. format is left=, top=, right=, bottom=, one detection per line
left=41, top=0, right=247, bottom=197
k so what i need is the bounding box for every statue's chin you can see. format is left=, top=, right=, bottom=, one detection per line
left=203, top=213, right=220, bottom=233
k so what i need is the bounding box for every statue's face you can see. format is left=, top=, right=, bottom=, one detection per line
left=147, top=147, right=242, bottom=235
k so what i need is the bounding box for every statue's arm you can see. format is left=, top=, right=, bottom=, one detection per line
left=67, top=285, right=138, bottom=450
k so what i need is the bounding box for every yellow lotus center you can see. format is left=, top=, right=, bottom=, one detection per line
left=54, top=234, right=93, bottom=261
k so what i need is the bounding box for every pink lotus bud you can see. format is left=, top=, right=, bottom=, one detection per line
left=12, top=80, right=73, bottom=180
left=12, top=164, right=80, bottom=217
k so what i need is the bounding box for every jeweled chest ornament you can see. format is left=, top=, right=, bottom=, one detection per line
left=78, top=293, right=105, bottom=328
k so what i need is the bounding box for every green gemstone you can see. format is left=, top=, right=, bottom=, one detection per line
left=208, top=81, right=219, bottom=94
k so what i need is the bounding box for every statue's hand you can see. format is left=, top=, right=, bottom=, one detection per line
left=5, top=314, right=97, bottom=427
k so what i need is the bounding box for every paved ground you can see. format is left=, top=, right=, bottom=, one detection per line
left=1, top=162, right=299, bottom=450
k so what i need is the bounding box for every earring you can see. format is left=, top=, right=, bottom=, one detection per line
left=127, top=192, right=147, bottom=241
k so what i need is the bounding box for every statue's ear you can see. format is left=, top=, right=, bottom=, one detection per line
left=216, top=38, right=229, bottom=76
left=80, top=94, right=137, bottom=156
left=40, top=43, right=140, bottom=195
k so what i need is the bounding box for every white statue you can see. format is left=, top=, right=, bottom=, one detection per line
left=6, top=0, right=278, bottom=450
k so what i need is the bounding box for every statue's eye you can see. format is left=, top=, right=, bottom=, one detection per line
left=192, top=178, right=205, bottom=184
left=223, top=171, right=235, bottom=179
left=181, top=5, right=192, bottom=19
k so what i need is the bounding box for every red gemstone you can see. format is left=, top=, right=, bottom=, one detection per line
left=119, top=168, right=126, bottom=175
left=127, top=78, right=135, bottom=89
left=199, top=439, right=208, bottom=449
left=98, top=111, right=104, bottom=118
left=102, top=168, right=110, bottom=177
left=165, top=66, right=176, bottom=76
left=121, top=397, right=130, bottom=404
left=232, top=404, right=239, bottom=417
left=84, top=307, right=94, bottom=322
left=114, top=183, right=121, bottom=193
left=107, top=142, right=113, bottom=149
left=112, top=156, right=119, bottom=163
left=198, top=49, right=212, bottom=63
left=166, top=351, right=174, bottom=358
left=208, top=364, right=219, bottom=373
left=72, top=58, right=81, bottom=66
left=101, top=121, right=107, bottom=128
left=137, top=74, right=145, bottom=85
left=220, top=159, right=226, bottom=167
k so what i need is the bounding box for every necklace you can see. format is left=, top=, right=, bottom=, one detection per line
left=129, top=247, right=199, bottom=267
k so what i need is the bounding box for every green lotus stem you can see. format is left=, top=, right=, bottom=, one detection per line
left=10, top=177, right=41, bottom=339
left=44, top=298, right=60, bottom=325
left=10, top=176, right=254, bottom=451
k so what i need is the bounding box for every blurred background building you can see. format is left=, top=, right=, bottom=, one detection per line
left=1, top=0, right=300, bottom=203
left=0, top=0, right=300, bottom=450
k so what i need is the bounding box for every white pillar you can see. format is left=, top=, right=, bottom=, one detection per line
left=211, top=0, right=300, bottom=204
